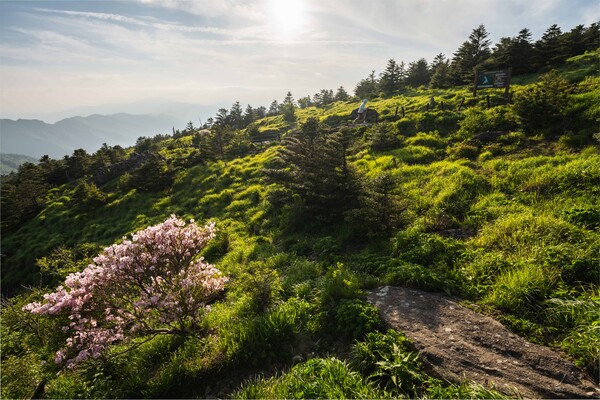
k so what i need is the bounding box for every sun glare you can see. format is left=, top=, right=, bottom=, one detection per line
left=268, top=0, right=305, bottom=38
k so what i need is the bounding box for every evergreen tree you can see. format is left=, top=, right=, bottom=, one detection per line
left=358, top=172, right=405, bottom=235
left=297, top=95, right=312, bottom=109
left=281, top=91, right=297, bottom=125
left=354, top=70, right=378, bottom=99
left=243, top=104, right=256, bottom=126
left=65, top=149, right=92, bottom=180
left=405, top=58, right=430, bottom=87
left=268, top=100, right=280, bottom=116
left=209, top=125, right=234, bottom=159
left=379, top=59, right=403, bottom=96
left=334, top=86, right=350, bottom=101
left=265, top=118, right=358, bottom=222
left=184, top=121, right=196, bottom=134
left=367, top=122, right=401, bottom=151
left=214, top=108, right=230, bottom=127
left=582, top=23, right=600, bottom=52
left=534, top=24, right=569, bottom=68
left=39, top=155, right=68, bottom=186
left=512, top=28, right=535, bottom=74
left=513, top=70, right=572, bottom=136
left=491, top=29, right=535, bottom=75
left=313, top=89, right=334, bottom=106
left=429, top=54, right=451, bottom=88
left=1, top=162, right=50, bottom=231
left=229, top=101, right=244, bottom=129
left=254, top=106, right=267, bottom=119
left=563, top=24, right=587, bottom=58
left=449, top=24, right=492, bottom=84
left=129, top=153, right=172, bottom=192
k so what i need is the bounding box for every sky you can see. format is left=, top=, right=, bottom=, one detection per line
left=0, top=0, right=598, bottom=122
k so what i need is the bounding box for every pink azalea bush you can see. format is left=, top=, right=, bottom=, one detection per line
left=24, top=215, right=228, bottom=369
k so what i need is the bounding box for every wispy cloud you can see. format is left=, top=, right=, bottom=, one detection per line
left=1, top=0, right=596, bottom=118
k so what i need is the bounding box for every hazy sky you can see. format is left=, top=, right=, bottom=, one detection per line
left=0, top=0, right=598, bottom=120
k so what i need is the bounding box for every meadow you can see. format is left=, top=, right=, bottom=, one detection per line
left=1, top=51, right=599, bottom=399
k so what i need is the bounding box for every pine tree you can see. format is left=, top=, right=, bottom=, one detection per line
left=243, top=104, right=255, bottom=126
left=264, top=118, right=358, bottom=222
left=358, top=172, right=405, bottom=235
left=297, top=95, right=312, bottom=109
left=429, top=54, right=451, bottom=88
left=268, top=100, right=280, bottom=116
left=229, top=101, right=244, bottom=129
left=379, top=59, right=403, bottom=96
left=354, top=70, right=378, bottom=99
left=512, top=28, right=535, bottom=74
left=281, top=91, right=297, bottom=125
left=534, top=24, right=568, bottom=68
left=334, top=86, right=350, bottom=101
left=449, top=24, right=492, bottom=84
left=214, top=108, right=229, bottom=127
left=405, top=58, right=430, bottom=87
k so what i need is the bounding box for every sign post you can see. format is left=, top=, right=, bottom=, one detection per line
left=473, top=68, right=512, bottom=98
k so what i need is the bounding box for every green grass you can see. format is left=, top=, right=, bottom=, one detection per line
left=2, top=57, right=599, bottom=397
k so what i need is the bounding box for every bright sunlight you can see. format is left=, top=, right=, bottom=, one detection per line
left=268, top=0, right=306, bottom=38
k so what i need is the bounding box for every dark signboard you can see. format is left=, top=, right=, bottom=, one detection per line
left=476, top=70, right=510, bottom=89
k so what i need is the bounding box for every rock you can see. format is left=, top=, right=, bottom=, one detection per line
left=367, top=286, right=600, bottom=399
left=350, top=108, right=379, bottom=123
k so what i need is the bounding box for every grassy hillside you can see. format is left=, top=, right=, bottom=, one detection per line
left=1, top=55, right=599, bottom=399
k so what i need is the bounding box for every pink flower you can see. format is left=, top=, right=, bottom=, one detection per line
left=23, top=215, right=227, bottom=368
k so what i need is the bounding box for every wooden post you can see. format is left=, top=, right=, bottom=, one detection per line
left=401, top=106, right=405, bottom=117
left=458, top=98, right=465, bottom=111
left=504, top=67, right=512, bottom=99
left=395, top=105, right=399, bottom=116
left=441, top=101, right=444, bottom=111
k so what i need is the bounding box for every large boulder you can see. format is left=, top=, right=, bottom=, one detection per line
left=350, top=108, right=379, bottom=123
left=368, top=286, right=600, bottom=399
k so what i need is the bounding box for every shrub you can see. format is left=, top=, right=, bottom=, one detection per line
left=513, top=70, right=572, bottom=136
left=74, top=180, right=107, bottom=208
left=334, top=299, right=381, bottom=340
left=234, top=262, right=283, bottom=313
left=391, top=228, right=463, bottom=269
left=457, top=106, right=518, bottom=139
left=366, top=122, right=401, bottom=151
left=320, top=263, right=362, bottom=307
left=23, top=215, right=228, bottom=369
left=446, top=142, right=480, bottom=160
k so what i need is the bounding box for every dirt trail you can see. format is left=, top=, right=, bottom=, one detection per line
left=367, top=286, right=600, bottom=399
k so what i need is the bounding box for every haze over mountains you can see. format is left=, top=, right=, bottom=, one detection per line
left=0, top=100, right=224, bottom=159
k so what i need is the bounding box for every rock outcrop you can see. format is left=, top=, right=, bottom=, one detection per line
left=368, top=286, right=600, bottom=399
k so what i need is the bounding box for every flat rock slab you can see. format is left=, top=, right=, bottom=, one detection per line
left=367, top=286, right=600, bottom=399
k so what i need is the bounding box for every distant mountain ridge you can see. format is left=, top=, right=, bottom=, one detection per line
left=0, top=153, right=38, bottom=175
left=0, top=113, right=185, bottom=159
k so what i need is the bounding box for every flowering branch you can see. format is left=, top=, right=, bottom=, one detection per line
left=24, top=215, right=228, bottom=369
